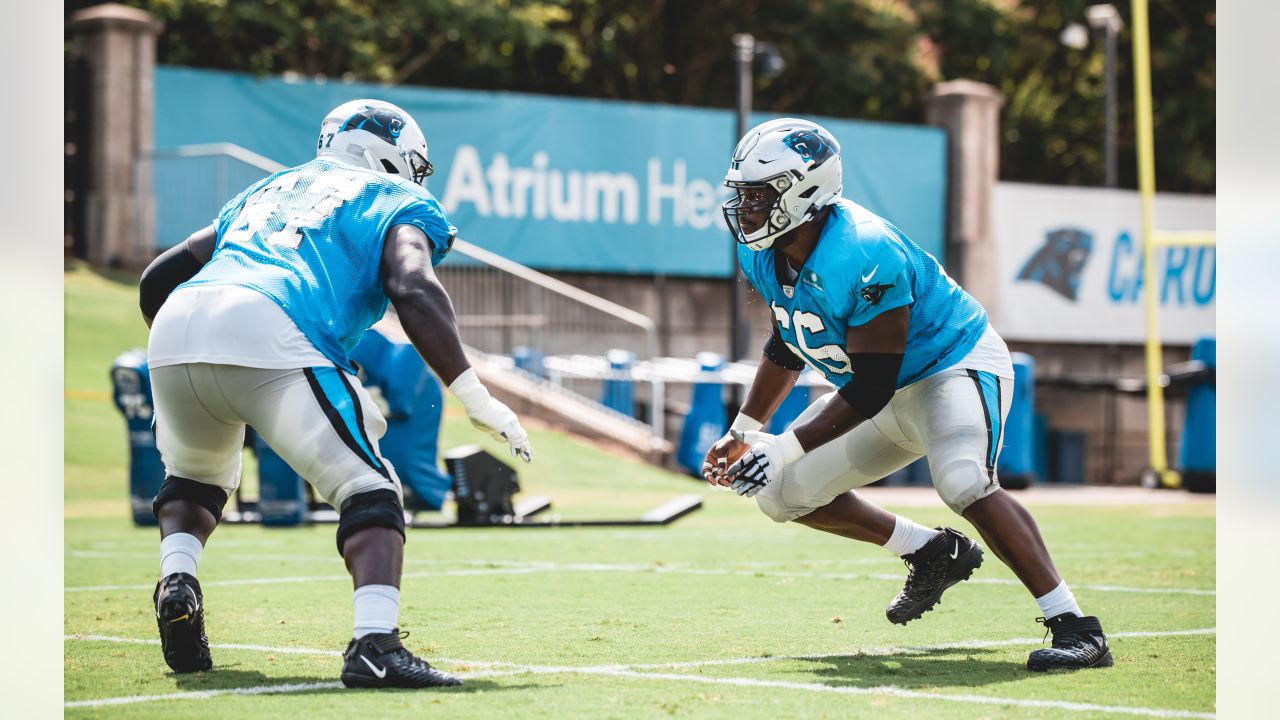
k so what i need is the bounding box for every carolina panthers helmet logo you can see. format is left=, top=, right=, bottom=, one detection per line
left=1017, top=227, right=1093, bottom=301
left=782, top=129, right=836, bottom=168
left=339, top=107, right=405, bottom=146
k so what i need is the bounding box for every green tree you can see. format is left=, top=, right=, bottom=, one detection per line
left=67, top=0, right=1213, bottom=192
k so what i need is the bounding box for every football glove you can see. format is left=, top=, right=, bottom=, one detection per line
left=725, top=430, right=805, bottom=497
left=701, top=413, right=764, bottom=484
left=448, top=368, right=533, bottom=462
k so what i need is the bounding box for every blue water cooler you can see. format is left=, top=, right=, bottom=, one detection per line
left=1178, top=336, right=1216, bottom=493
left=677, top=352, right=728, bottom=476
left=513, top=345, right=547, bottom=378
left=601, top=349, right=636, bottom=417
left=110, top=349, right=164, bottom=526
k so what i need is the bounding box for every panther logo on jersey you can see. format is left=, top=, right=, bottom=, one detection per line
left=782, top=129, right=837, bottom=168
left=340, top=107, right=406, bottom=147
left=1017, top=227, right=1092, bottom=301
left=859, top=281, right=895, bottom=305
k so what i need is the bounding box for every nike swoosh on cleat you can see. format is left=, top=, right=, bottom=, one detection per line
left=359, top=655, right=387, bottom=679
left=950, top=541, right=959, bottom=559
left=861, top=265, right=879, bottom=283
left=168, top=614, right=190, bottom=624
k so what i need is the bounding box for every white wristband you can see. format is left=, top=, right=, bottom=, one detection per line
left=448, top=367, right=490, bottom=411
left=730, top=413, right=764, bottom=434
left=775, top=430, right=806, bottom=465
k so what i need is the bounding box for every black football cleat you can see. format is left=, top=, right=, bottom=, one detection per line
left=1027, top=613, right=1114, bottom=671
left=153, top=572, right=212, bottom=673
left=341, top=630, right=463, bottom=689
left=885, top=527, right=985, bottom=625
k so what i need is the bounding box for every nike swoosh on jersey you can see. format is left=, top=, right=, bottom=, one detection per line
left=861, top=265, right=879, bottom=283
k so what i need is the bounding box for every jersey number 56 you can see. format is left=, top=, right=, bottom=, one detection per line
left=771, top=301, right=852, bottom=376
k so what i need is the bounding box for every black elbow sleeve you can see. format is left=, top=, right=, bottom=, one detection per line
left=837, top=352, right=904, bottom=419
left=763, top=326, right=806, bottom=372
left=140, top=244, right=205, bottom=319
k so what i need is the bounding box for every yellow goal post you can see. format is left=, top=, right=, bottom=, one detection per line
left=1131, top=0, right=1216, bottom=489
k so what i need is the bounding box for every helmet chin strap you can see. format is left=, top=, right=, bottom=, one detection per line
left=768, top=206, right=827, bottom=249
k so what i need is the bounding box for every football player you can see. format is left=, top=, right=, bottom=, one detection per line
left=705, top=118, right=1111, bottom=672
left=138, top=99, right=533, bottom=687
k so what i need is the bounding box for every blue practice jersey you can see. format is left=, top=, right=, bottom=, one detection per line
left=739, top=198, right=987, bottom=389
left=180, top=158, right=457, bottom=373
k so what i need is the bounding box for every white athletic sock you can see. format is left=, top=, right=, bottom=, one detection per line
left=1035, top=581, right=1083, bottom=619
left=159, top=533, right=203, bottom=578
left=353, top=584, right=400, bottom=638
left=882, top=516, right=940, bottom=557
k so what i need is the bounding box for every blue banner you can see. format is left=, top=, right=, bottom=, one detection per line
left=156, top=66, right=946, bottom=277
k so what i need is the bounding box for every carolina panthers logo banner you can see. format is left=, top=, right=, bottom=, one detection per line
left=992, top=184, right=1214, bottom=343
left=1016, top=227, right=1092, bottom=301
left=782, top=129, right=837, bottom=169
left=340, top=107, right=405, bottom=147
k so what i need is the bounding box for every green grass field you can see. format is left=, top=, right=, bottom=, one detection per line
left=65, top=265, right=1216, bottom=718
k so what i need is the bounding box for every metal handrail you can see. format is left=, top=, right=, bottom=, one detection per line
left=150, top=143, right=286, bottom=173
left=452, top=240, right=656, bottom=334
left=541, top=354, right=833, bottom=389
left=451, top=239, right=664, bottom=436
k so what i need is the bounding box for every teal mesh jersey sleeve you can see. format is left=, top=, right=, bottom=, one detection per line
left=844, top=230, right=915, bottom=327
left=388, top=190, right=458, bottom=267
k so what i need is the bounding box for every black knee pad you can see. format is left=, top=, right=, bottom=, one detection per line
left=152, top=476, right=230, bottom=522
left=337, top=489, right=405, bottom=555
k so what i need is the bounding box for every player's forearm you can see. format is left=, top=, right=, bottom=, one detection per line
left=791, top=395, right=867, bottom=452
left=792, top=351, right=903, bottom=452
left=390, top=280, right=471, bottom=386
left=738, top=357, right=801, bottom=427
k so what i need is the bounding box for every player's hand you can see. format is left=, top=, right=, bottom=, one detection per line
left=449, top=368, right=533, bottom=462
left=465, top=396, right=533, bottom=462
left=702, top=432, right=750, bottom=487
left=725, top=430, right=805, bottom=497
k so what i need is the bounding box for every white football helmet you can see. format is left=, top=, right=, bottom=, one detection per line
left=723, top=118, right=843, bottom=251
left=316, top=99, right=433, bottom=186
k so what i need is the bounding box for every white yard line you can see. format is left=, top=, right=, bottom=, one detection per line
left=64, top=560, right=1216, bottom=596
left=64, top=682, right=344, bottom=708
left=66, top=627, right=1216, bottom=672
left=67, top=634, right=342, bottom=657
left=570, top=669, right=1216, bottom=719
left=68, top=549, right=899, bottom=568
left=64, top=565, right=565, bottom=592
left=64, top=634, right=511, bottom=669
left=62, top=674, right=1216, bottom=718
left=64, top=627, right=1217, bottom=717
left=611, top=627, right=1219, bottom=671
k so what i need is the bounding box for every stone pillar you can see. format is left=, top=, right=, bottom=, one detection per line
left=925, top=80, right=1004, bottom=313
left=67, top=4, right=162, bottom=268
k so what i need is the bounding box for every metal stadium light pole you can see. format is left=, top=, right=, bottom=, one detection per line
left=729, top=34, right=785, bottom=372
left=1061, top=5, right=1124, bottom=188
left=730, top=33, right=755, bottom=372
left=1086, top=4, right=1124, bottom=188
